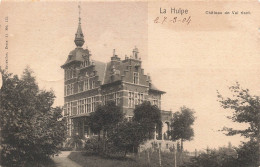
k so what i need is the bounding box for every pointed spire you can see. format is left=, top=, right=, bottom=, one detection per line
left=113, top=49, right=116, bottom=56
left=74, top=2, right=85, bottom=47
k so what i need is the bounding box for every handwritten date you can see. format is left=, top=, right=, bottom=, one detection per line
left=154, top=16, right=191, bottom=25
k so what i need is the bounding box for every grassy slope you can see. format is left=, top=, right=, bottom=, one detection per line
left=68, top=151, right=190, bottom=167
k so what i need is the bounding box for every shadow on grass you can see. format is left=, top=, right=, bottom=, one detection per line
left=68, top=152, right=143, bottom=167
left=24, top=157, right=56, bottom=167
left=81, top=152, right=136, bottom=161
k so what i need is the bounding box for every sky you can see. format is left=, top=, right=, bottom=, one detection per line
left=0, top=1, right=260, bottom=151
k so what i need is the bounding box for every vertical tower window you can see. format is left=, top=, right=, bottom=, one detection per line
left=79, top=81, right=84, bottom=92
left=84, top=79, right=89, bottom=91
left=133, top=72, right=139, bottom=84
left=92, top=80, right=95, bottom=89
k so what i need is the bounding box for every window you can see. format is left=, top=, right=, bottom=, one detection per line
left=65, top=70, right=67, bottom=80
left=69, top=69, right=72, bottom=79
left=65, top=68, right=76, bottom=80
left=84, top=99, right=87, bottom=113
left=133, top=72, right=139, bottom=84
left=67, top=103, right=70, bottom=116
left=84, top=60, right=88, bottom=67
left=138, top=93, right=144, bottom=105
left=81, top=60, right=89, bottom=68
left=152, top=99, right=159, bottom=106
left=84, top=79, right=89, bottom=91
left=134, top=93, right=138, bottom=105
left=64, top=85, right=67, bottom=96
left=128, top=91, right=144, bottom=107
left=87, top=98, right=91, bottom=113
left=66, top=84, right=74, bottom=96
left=92, top=80, right=95, bottom=89
left=103, top=95, right=109, bottom=105
left=78, top=81, right=84, bottom=92
left=102, top=95, right=105, bottom=105
left=72, top=69, right=76, bottom=78
left=67, top=85, right=71, bottom=95
left=115, top=92, right=120, bottom=105
left=91, top=97, right=95, bottom=112
left=77, top=99, right=84, bottom=114
left=70, top=84, right=74, bottom=95
left=128, top=92, right=134, bottom=108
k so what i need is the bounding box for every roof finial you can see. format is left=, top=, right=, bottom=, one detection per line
left=74, top=1, right=85, bottom=47
left=113, top=49, right=116, bottom=56
left=78, top=1, right=81, bottom=24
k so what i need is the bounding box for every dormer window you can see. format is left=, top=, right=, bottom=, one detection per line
left=133, top=72, right=139, bottom=84
left=81, top=60, right=89, bottom=68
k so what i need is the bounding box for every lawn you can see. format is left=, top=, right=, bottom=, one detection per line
left=68, top=151, right=190, bottom=167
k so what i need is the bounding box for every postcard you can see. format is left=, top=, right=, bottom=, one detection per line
left=0, top=0, right=259, bottom=167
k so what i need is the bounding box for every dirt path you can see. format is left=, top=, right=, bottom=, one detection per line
left=52, top=151, right=82, bottom=167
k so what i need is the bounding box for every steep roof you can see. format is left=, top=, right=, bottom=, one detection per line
left=92, top=60, right=106, bottom=83
left=61, top=48, right=90, bottom=68
left=149, top=83, right=166, bottom=94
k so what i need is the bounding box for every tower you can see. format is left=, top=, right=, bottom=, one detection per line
left=61, top=4, right=168, bottom=140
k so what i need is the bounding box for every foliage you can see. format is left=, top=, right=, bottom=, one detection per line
left=87, top=101, right=162, bottom=157
left=84, top=137, right=100, bottom=154
left=88, top=101, right=124, bottom=137
left=0, top=68, right=66, bottom=167
left=87, top=101, right=124, bottom=155
left=181, top=146, right=238, bottom=167
left=107, top=101, right=163, bottom=156
left=65, top=134, right=84, bottom=150
left=235, top=139, right=259, bottom=167
left=108, top=121, right=148, bottom=156
left=217, top=82, right=260, bottom=166
left=180, top=141, right=258, bottom=167
left=168, top=106, right=195, bottom=154
left=217, top=82, right=260, bottom=139
left=133, top=101, right=162, bottom=140
left=168, top=106, right=195, bottom=142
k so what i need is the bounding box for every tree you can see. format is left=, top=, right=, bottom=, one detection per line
left=0, top=68, right=66, bottom=167
left=109, top=121, right=147, bottom=156
left=168, top=106, right=195, bottom=151
left=133, top=101, right=162, bottom=140
left=217, top=82, right=260, bottom=166
left=236, top=140, right=259, bottom=167
left=89, top=101, right=124, bottom=137
left=88, top=101, right=124, bottom=153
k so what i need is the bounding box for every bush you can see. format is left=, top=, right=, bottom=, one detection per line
left=84, top=137, right=100, bottom=154
left=181, top=147, right=238, bottom=167
left=65, top=135, right=85, bottom=151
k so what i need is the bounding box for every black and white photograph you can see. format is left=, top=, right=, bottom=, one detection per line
left=0, top=0, right=259, bottom=166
